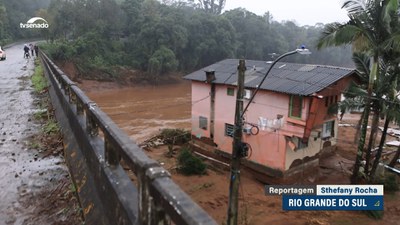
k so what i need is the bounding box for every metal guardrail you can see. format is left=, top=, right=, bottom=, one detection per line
left=40, top=52, right=218, bottom=225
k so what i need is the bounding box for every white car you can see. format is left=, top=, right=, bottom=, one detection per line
left=0, top=46, right=6, bottom=60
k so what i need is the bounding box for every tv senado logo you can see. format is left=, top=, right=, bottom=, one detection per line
left=20, top=17, right=49, bottom=29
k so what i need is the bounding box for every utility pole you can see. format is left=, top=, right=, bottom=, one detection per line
left=226, top=47, right=311, bottom=225
left=227, top=59, right=246, bottom=225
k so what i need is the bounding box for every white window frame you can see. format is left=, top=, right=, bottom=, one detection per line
left=322, top=120, right=334, bottom=138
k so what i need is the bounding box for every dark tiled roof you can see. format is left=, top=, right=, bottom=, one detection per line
left=184, top=59, right=356, bottom=96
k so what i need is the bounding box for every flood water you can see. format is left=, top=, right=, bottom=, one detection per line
left=84, top=82, right=192, bottom=143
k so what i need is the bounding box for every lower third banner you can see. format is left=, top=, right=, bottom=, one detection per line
left=282, top=195, right=383, bottom=211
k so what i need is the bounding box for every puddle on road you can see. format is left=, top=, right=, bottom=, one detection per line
left=84, top=82, right=192, bottom=143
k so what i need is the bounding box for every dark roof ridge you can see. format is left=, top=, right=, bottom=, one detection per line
left=224, top=58, right=355, bottom=71
left=184, top=58, right=357, bottom=96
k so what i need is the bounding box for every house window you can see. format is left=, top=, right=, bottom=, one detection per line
left=227, top=87, right=235, bottom=96
left=199, top=116, right=208, bottom=130
left=289, top=95, right=302, bottom=118
left=322, top=120, right=335, bottom=138
left=225, top=123, right=234, bottom=137
left=286, top=136, right=308, bottom=151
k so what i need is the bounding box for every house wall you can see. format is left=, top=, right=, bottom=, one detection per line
left=313, top=77, right=353, bottom=126
left=191, top=82, right=212, bottom=138
left=285, top=131, right=322, bottom=170
left=238, top=90, right=309, bottom=170
left=190, top=78, right=348, bottom=172
left=284, top=77, right=354, bottom=170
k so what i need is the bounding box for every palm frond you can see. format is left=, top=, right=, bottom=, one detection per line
left=382, top=0, right=399, bottom=25
left=383, top=33, right=400, bottom=52
left=339, top=97, right=365, bottom=112
left=317, top=23, right=362, bottom=49
left=375, top=64, right=393, bottom=95
left=352, top=52, right=370, bottom=80
left=352, top=32, right=373, bottom=52
left=344, top=81, right=368, bottom=98
left=342, top=0, right=366, bottom=14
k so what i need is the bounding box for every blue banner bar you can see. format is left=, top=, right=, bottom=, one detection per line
left=282, top=195, right=383, bottom=211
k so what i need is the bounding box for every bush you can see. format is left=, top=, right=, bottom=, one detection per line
left=40, top=41, right=76, bottom=61
left=177, top=147, right=206, bottom=175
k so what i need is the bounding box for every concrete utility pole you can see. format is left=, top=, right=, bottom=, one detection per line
left=227, top=59, right=246, bottom=225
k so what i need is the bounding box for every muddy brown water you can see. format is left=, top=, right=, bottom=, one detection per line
left=83, top=82, right=192, bottom=143
left=0, top=44, right=69, bottom=225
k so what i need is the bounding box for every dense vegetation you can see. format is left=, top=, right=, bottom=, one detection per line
left=0, top=0, right=51, bottom=44
left=0, top=0, right=353, bottom=79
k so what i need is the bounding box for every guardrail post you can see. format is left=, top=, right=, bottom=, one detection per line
left=67, top=84, right=76, bottom=104
left=86, top=103, right=99, bottom=136
left=105, top=137, right=120, bottom=166
left=60, top=78, right=67, bottom=91
left=65, top=84, right=71, bottom=101
left=76, top=98, right=84, bottom=115
left=139, top=166, right=170, bottom=225
left=150, top=199, right=169, bottom=225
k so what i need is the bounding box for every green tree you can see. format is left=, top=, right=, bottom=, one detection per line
left=148, top=46, right=179, bottom=75
left=42, top=0, right=355, bottom=79
left=317, top=0, right=400, bottom=183
left=121, top=0, right=144, bottom=36
left=197, top=0, right=225, bottom=14
left=223, top=8, right=286, bottom=60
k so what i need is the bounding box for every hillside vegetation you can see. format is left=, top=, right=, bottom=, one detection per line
left=0, top=0, right=353, bottom=79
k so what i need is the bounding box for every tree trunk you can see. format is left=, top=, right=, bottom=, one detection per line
left=353, top=110, right=364, bottom=143
left=351, top=100, right=370, bottom=183
left=369, top=115, right=390, bottom=181
left=364, top=110, right=380, bottom=175
left=351, top=59, right=379, bottom=183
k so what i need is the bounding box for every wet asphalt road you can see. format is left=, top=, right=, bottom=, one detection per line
left=0, top=44, right=66, bottom=224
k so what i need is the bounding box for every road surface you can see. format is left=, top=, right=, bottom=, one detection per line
left=0, top=43, right=73, bottom=225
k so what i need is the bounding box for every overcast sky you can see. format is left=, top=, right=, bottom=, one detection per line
left=224, top=0, right=350, bottom=26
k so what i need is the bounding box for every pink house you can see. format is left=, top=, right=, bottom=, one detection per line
left=184, top=59, right=357, bottom=182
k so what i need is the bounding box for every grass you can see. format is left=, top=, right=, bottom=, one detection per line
left=30, top=59, right=60, bottom=134
left=43, top=119, right=60, bottom=134
left=31, top=59, right=47, bottom=93
left=29, top=141, right=42, bottom=150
